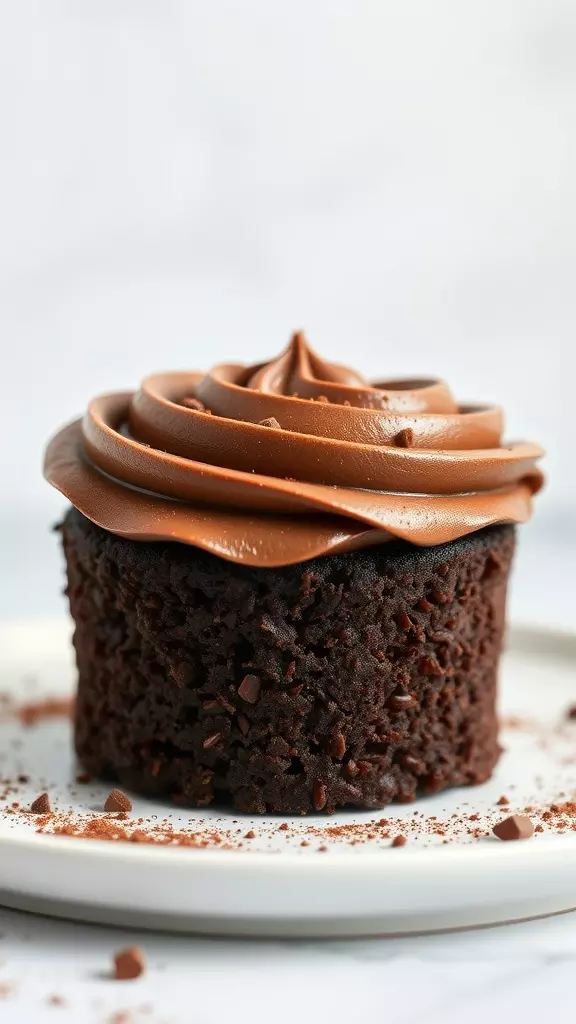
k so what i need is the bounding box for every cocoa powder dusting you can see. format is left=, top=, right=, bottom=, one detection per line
left=0, top=696, right=75, bottom=727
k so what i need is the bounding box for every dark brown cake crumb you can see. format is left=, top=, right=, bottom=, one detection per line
left=391, top=835, right=407, bottom=848
left=496, top=795, right=510, bottom=806
left=113, top=947, right=146, bottom=981
left=30, top=792, right=51, bottom=814
left=492, top=814, right=534, bottom=841
left=566, top=705, right=576, bottom=720
left=105, top=788, right=132, bottom=813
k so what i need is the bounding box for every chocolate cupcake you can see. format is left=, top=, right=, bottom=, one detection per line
left=45, top=334, right=543, bottom=813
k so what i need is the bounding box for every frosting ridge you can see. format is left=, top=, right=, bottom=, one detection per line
left=44, top=333, right=544, bottom=566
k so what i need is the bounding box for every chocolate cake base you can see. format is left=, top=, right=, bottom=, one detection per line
left=61, top=509, right=514, bottom=814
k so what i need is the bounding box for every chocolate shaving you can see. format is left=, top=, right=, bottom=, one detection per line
left=30, top=792, right=51, bottom=814
left=313, top=781, right=327, bottom=811
left=492, top=814, right=534, bottom=841
left=202, top=731, right=222, bottom=750
left=238, top=674, right=261, bottom=704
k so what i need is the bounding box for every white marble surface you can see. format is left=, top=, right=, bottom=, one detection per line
left=1, top=904, right=576, bottom=1023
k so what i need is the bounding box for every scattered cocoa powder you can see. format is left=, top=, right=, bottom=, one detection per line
left=0, top=695, right=75, bottom=728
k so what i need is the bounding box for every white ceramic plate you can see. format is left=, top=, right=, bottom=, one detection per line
left=0, top=618, right=575, bottom=937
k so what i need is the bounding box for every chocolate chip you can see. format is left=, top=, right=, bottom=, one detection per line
left=496, top=795, right=510, bottom=806
left=388, top=693, right=418, bottom=712
left=244, top=830, right=256, bottom=839
left=391, top=835, right=407, bottom=847
left=237, top=714, right=250, bottom=736
left=313, top=781, right=327, bottom=811
left=329, top=731, right=346, bottom=758
left=492, top=814, right=534, bottom=841
left=238, top=674, right=261, bottom=704
left=202, top=731, right=222, bottom=750
left=259, top=416, right=281, bottom=428
left=30, top=792, right=51, bottom=814
left=113, top=947, right=146, bottom=981
left=394, top=428, right=414, bottom=447
left=182, top=397, right=206, bottom=412
left=396, top=612, right=414, bottom=630
left=420, top=656, right=444, bottom=676
left=105, top=788, right=132, bottom=813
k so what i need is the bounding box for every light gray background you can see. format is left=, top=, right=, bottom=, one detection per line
left=1, top=2, right=574, bottom=620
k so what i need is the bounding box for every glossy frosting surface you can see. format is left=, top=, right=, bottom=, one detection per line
left=44, top=333, right=544, bottom=566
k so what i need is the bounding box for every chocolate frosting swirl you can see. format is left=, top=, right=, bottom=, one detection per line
left=44, top=333, right=544, bottom=566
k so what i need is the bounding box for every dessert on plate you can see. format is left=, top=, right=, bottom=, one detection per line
left=44, top=333, right=543, bottom=814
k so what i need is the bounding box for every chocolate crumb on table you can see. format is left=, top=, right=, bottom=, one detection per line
left=496, top=795, right=510, bottom=806
left=566, top=704, right=576, bottom=720
left=46, top=995, right=66, bottom=1007
left=492, top=814, right=534, bottom=841
left=113, top=947, right=146, bottom=981
left=391, top=835, right=407, bottom=848
left=105, top=788, right=133, bottom=813
left=30, top=792, right=51, bottom=814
